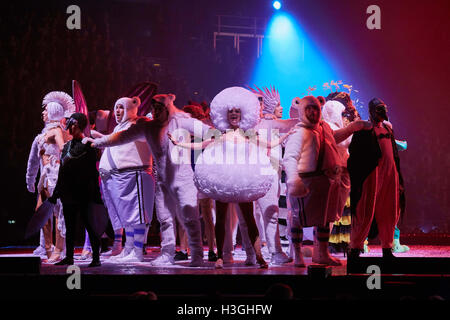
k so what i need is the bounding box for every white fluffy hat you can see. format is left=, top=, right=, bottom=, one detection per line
left=42, top=91, right=76, bottom=121
left=210, top=87, right=260, bottom=132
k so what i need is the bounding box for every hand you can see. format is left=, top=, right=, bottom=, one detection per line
left=167, top=132, right=177, bottom=145
left=27, top=183, right=35, bottom=193
left=351, top=120, right=372, bottom=132
left=82, top=137, right=95, bottom=145
left=287, top=178, right=309, bottom=198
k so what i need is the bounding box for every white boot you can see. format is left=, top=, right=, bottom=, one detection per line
left=108, top=247, right=133, bottom=262
left=150, top=253, right=175, bottom=266
left=116, top=247, right=144, bottom=263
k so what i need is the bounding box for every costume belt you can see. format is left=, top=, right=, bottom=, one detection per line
left=99, top=165, right=150, bottom=179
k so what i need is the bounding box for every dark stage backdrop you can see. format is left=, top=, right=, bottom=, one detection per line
left=1, top=0, right=449, bottom=245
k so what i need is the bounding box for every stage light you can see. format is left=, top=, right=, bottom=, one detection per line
left=250, top=12, right=343, bottom=119
left=273, top=1, right=281, bottom=10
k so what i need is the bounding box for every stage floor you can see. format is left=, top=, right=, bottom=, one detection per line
left=1, top=245, right=450, bottom=301
left=1, top=244, right=450, bottom=276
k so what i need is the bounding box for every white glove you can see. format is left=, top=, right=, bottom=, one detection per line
left=287, top=178, right=309, bottom=198
left=82, top=137, right=95, bottom=145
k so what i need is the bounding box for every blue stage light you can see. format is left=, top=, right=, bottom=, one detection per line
left=250, top=12, right=344, bottom=119
left=273, top=1, right=281, bottom=10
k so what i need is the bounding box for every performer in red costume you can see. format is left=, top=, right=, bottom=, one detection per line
left=348, top=98, right=405, bottom=260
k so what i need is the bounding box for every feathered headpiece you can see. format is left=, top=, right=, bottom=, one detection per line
left=42, top=91, right=76, bottom=120
left=248, top=85, right=280, bottom=115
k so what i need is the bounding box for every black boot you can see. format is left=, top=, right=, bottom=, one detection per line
left=208, top=250, right=218, bottom=262
left=382, top=248, right=396, bottom=260
left=347, top=248, right=361, bottom=262
left=88, top=255, right=101, bottom=267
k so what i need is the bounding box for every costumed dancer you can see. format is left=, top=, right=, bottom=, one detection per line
left=283, top=96, right=370, bottom=267
left=321, top=99, right=353, bottom=254
left=98, top=96, right=155, bottom=263
left=182, top=104, right=218, bottom=262
left=85, top=94, right=211, bottom=267
left=169, top=87, right=294, bottom=268
left=246, top=85, right=298, bottom=265
left=26, top=91, right=75, bottom=262
left=347, top=98, right=405, bottom=261
left=50, top=113, right=102, bottom=267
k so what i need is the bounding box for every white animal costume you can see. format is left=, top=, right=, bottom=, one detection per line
left=26, top=91, right=75, bottom=260
left=89, top=94, right=209, bottom=267
left=99, top=97, right=155, bottom=262
left=283, top=96, right=360, bottom=266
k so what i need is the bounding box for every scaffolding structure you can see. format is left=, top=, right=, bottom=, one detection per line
left=213, top=15, right=267, bottom=58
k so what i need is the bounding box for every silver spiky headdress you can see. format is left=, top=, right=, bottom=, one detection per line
left=248, top=85, right=280, bottom=115
left=42, top=91, right=76, bottom=118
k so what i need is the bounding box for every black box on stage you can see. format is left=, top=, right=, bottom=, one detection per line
left=0, top=256, right=41, bottom=274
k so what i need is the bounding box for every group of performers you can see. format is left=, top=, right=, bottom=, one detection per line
left=26, top=84, right=408, bottom=268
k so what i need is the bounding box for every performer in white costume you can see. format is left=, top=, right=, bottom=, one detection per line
left=26, top=91, right=75, bottom=262
left=283, top=96, right=370, bottom=267
left=85, top=94, right=210, bottom=267
left=98, top=96, right=155, bottom=263
left=169, top=87, right=294, bottom=268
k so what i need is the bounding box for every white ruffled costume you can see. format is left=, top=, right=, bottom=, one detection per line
left=193, top=87, right=277, bottom=202
left=26, top=91, right=75, bottom=258
left=99, top=96, right=155, bottom=262
left=91, top=94, right=210, bottom=267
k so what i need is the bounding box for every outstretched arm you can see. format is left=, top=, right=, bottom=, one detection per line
left=255, top=127, right=296, bottom=149
left=333, top=120, right=372, bottom=144
left=84, top=121, right=148, bottom=148
left=167, top=132, right=215, bottom=150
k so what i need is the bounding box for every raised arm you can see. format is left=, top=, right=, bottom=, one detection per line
left=333, top=120, right=372, bottom=144
left=25, top=136, right=40, bottom=193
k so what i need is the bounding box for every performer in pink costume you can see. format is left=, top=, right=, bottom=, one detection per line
left=85, top=94, right=210, bottom=267
left=26, top=91, right=75, bottom=262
